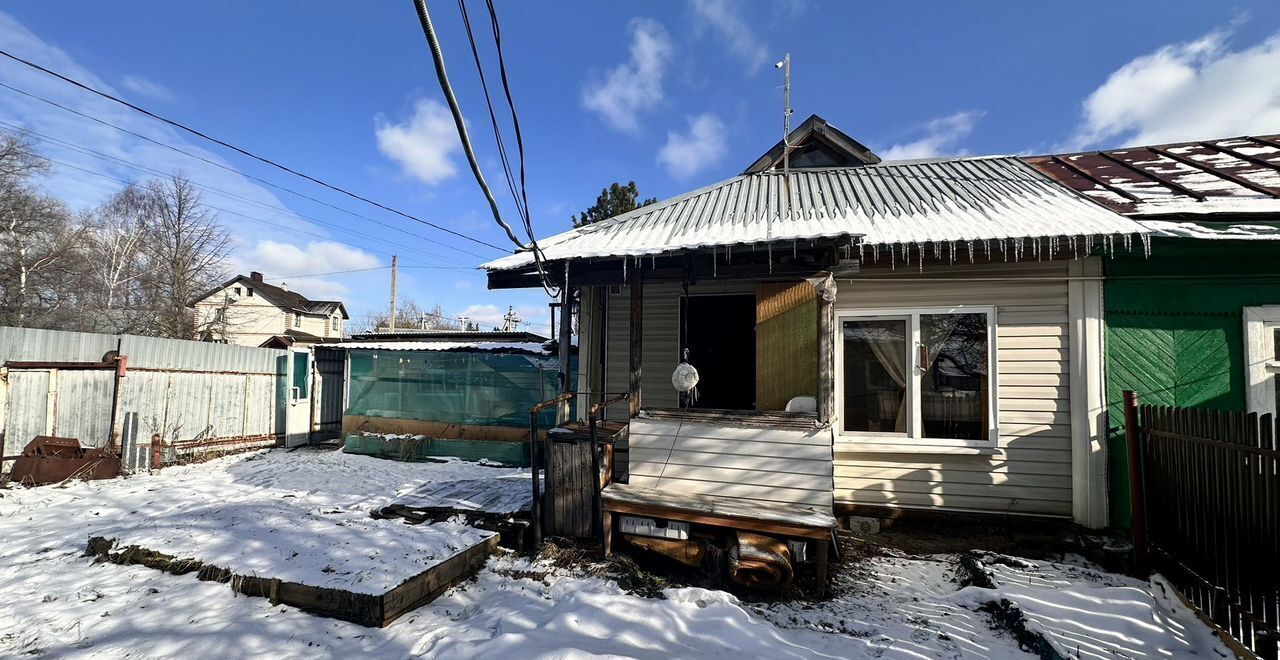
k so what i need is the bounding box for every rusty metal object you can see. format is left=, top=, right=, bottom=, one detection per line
left=728, top=531, right=794, bottom=591
left=8, top=436, right=121, bottom=486
left=625, top=535, right=706, bottom=567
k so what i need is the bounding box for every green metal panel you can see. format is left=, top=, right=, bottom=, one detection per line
left=1105, top=238, right=1280, bottom=528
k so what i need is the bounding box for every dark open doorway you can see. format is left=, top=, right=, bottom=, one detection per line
left=680, top=294, right=756, bottom=410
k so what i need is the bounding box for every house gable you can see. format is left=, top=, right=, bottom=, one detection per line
left=743, top=114, right=881, bottom=174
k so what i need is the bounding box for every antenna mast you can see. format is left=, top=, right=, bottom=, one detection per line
left=775, top=52, right=792, bottom=237
left=781, top=52, right=791, bottom=176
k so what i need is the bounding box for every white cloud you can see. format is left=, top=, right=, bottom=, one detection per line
left=232, top=240, right=381, bottom=299
left=1068, top=28, right=1280, bottom=148
left=374, top=98, right=460, bottom=185
left=879, top=111, right=984, bottom=161
left=657, top=113, right=728, bottom=179
left=581, top=18, right=674, bottom=133
left=691, top=0, right=770, bottom=73
left=0, top=11, right=293, bottom=218
left=119, top=74, right=174, bottom=102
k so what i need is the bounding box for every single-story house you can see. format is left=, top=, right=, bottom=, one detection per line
left=1026, top=133, right=1280, bottom=527
left=336, top=330, right=573, bottom=465
left=483, top=114, right=1149, bottom=579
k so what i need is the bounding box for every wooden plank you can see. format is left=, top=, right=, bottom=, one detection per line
left=630, top=446, right=832, bottom=475
left=662, top=420, right=830, bottom=444
left=381, top=535, right=499, bottom=625
left=628, top=268, right=643, bottom=417
left=655, top=462, right=834, bottom=491
left=604, top=499, right=830, bottom=539
left=603, top=482, right=835, bottom=529
left=681, top=431, right=832, bottom=456
left=648, top=477, right=833, bottom=508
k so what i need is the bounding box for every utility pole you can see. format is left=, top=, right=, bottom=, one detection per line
left=388, top=255, right=398, bottom=333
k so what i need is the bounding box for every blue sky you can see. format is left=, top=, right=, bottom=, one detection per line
left=1, top=1, right=1278, bottom=333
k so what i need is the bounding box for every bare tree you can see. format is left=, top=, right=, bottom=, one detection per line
left=0, top=135, right=84, bottom=328
left=138, top=174, right=230, bottom=338
left=79, top=184, right=154, bottom=334
left=351, top=297, right=463, bottom=334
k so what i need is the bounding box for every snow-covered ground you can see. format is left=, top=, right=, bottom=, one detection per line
left=0, top=450, right=1227, bottom=659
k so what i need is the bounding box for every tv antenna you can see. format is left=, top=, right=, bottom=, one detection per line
left=774, top=52, right=792, bottom=236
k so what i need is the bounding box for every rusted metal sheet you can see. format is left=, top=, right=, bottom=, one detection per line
left=7, top=436, right=121, bottom=485
left=1026, top=134, right=1280, bottom=216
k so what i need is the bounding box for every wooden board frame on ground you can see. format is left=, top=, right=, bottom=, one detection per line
left=85, top=534, right=499, bottom=627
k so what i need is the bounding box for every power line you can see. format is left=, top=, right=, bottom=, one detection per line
left=34, top=153, right=462, bottom=269
left=0, top=121, right=480, bottom=268
left=456, top=0, right=527, bottom=227
left=0, top=48, right=509, bottom=253
left=409, top=0, right=526, bottom=252
left=0, top=81, right=490, bottom=261
left=267, top=264, right=473, bottom=280
left=412, top=0, right=558, bottom=297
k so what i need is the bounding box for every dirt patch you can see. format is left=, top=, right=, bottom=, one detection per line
left=852, top=516, right=1131, bottom=574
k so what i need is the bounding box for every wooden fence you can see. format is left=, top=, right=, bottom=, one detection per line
left=1125, top=392, right=1279, bottom=659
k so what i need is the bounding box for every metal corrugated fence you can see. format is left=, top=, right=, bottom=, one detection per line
left=0, top=327, right=292, bottom=465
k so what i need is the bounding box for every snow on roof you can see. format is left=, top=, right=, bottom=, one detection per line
left=1140, top=219, right=1280, bottom=241
left=483, top=156, right=1145, bottom=271
left=1026, top=135, right=1280, bottom=218
left=334, top=341, right=553, bottom=355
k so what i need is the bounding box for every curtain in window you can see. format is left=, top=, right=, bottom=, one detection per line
left=860, top=322, right=908, bottom=433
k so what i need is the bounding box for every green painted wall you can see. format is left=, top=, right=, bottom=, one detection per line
left=1105, top=238, right=1280, bottom=527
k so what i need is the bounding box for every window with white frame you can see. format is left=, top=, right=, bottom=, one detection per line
left=837, top=306, right=997, bottom=446
left=1244, top=306, right=1280, bottom=418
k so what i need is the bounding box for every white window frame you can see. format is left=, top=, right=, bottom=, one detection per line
left=1244, top=306, right=1280, bottom=418
left=835, top=305, right=998, bottom=450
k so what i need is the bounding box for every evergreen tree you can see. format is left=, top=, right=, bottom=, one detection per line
left=571, top=181, right=656, bottom=227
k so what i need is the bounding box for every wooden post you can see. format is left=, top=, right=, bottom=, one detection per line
left=628, top=268, right=643, bottom=418
left=815, top=272, right=836, bottom=425
left=1123, top=390, right=1149, bottom=575
left=557, top=277, right=573, bottom=423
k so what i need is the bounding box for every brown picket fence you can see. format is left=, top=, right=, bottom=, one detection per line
left=1125, top=392, right=1279, bottom=659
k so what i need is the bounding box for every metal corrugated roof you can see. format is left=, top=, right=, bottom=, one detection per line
left=482, top=156, right=1146, bottom=271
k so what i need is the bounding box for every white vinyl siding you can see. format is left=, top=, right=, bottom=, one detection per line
left=626, top=418, right=834, bottom=509
left=585, top=260, right=1082, bottom=519
left=1244, top=306, right=1280, bottom=418
left=832, top=259, right=1075, bottom=517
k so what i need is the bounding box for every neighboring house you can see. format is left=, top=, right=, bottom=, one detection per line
left=1026, top=134, right=1280, bottom=527
left=336, top=330, right=570, bottom=465
left=482, top=112, right=1148, bottom=574
left=192, top=271, right=349, bottom=348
